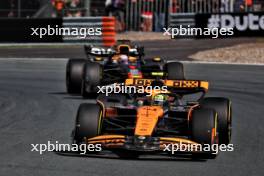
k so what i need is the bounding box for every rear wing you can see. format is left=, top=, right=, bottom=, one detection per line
left=125, top=79, right=209, bottom=93
left=84, top=45, right=115, bottom=57
left=84, top=45, right=144, bottom=57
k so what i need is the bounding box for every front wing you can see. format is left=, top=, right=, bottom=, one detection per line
left=86, top=135, right=202, bottom=154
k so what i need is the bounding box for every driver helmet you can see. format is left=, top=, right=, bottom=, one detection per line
left=120, top=55, right=129, bottom=65
left=152, top=94, right=168, bottom=106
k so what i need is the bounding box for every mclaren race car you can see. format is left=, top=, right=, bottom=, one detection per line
left=66, top=41, right=184, bottom=98
left=71, top=73, right=232, bottom=159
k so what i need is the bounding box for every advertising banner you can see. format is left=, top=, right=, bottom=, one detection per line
left=0, top=18, right=63, bottom=42
left=195, top=12, right=264, bottom=37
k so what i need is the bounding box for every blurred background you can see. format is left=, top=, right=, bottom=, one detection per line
left=0, top=0, right=263, bottom=32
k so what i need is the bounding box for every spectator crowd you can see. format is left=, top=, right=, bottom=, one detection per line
left=51, top=0, right=84, bottom=17
left=105, top=0, right=125, bottom=32
left=0, top=0, right=40, bottom=18
left=0, top=0, right=263, bottom=33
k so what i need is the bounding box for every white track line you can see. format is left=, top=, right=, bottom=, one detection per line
left=169, top=60, right=264, bottom=66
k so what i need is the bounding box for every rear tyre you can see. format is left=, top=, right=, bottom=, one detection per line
left=73, top=103, right=103, bottom=144
left=82, top=62, right=102, bottom=99
left=191, top=108, right=218, bottom=159
left=200, top=97, right=232, bottom=145
left=66, top=58, right=86, bottom=94
left=164, top=62, right=185, bottom=80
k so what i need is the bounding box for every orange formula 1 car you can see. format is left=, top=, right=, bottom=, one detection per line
left=71, top=77, right=232, bottom=159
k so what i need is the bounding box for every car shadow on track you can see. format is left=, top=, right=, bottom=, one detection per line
left=54, top=151, right=207, bottom=162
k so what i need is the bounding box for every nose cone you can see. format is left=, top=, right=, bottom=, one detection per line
left=135, top=106, right=163, bottom=136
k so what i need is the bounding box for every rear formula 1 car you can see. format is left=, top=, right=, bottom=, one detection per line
left=71, top=77, right=232, bottom=159
left=66, top=41, right=185, bottom=98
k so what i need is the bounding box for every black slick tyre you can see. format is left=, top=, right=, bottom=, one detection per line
left=164, top=62, right=185, bottom=80
left=200, top=97, right=232, bottom=145
left=73, top=103, right=103, bottom=144
left=66, top=58, right=86, bottom=94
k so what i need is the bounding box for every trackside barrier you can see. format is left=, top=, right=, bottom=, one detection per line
left=169, top=12, right=264, bottom=38
left=169, top=13, right=196, bottom=38
left=62, top=17, right=116, bottom=46
left=169, top=13, right=195, bottom=28
left=0, top=17, right=116, bottom=46
left=0, top=18, right=63, bottom=42
left=195, top=12, right=264, bottom=37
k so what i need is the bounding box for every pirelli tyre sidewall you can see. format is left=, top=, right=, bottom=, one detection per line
left=191, top=108, right=218, bottom=159
left=200, top=97, right=232, bottom=145
left=164, top=62, right=185, bottom=80
left=192, top=108, right=218, bottom=145
left=73, top=103, right=103, bottom=144
left=66, top=58, right=86, bottom=94
left=81, top=61, right=102, bottom=98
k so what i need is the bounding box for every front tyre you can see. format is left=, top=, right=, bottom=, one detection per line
left=73, top=103, right=103, bottom=144
left=200, top=97, right=232, bottom=145
left=191, top=108, right=218, bottom=159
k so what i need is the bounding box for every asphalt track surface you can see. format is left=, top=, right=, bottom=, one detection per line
left=0, top=57, right=263, bottom=176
